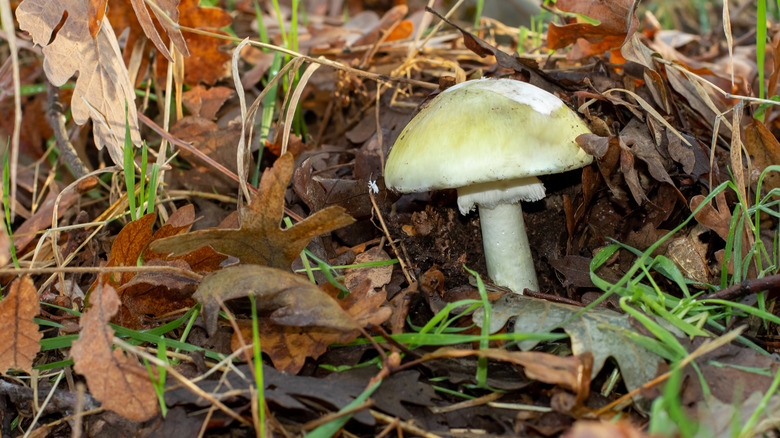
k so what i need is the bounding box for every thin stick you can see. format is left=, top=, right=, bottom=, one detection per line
left=0, top=265, right=203, bottom=280
left=370, top=410, right=442, bottom=438
left=696, top=273, right=780, bottom=301
left=368, top=191, right=415, bottom=285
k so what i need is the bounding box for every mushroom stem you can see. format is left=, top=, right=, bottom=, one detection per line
left=477, top=202, right=539, bottom=294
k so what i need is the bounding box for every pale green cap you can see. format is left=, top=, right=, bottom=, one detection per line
left=384, top=78, right=593, bottom=203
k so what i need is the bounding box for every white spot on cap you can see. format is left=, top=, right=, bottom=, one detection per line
left=442, top=78, right=563, bottom=115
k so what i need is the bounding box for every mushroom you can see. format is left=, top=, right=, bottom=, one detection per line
left=384, top=78, right=593, bottom=294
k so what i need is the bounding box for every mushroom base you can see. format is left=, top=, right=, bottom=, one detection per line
left=478, top=203, right=539, bottom=294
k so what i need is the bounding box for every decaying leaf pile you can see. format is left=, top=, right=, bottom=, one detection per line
left=3, top=0, right=780, bottom=436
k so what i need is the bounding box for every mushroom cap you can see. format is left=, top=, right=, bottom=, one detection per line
left=384, top=78, right=593, bottom=193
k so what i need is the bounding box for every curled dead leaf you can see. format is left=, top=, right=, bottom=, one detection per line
left=72, top=284, right=158, bottom=421
left=196, top=264, right=357, bottom=336
left=151, top=153, right=355, bottom=269
left=16, top=0, right=141, bottom=164
left=229, top=278, right=391, bottom=373
left=0, top=277, right=42, bottom=373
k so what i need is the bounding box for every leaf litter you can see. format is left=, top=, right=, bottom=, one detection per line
left=4, top=0, right=780, bottom=436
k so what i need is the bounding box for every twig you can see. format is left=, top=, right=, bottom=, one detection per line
left=45, top=82, right=90, bottom=178
left=370, top=410, right=442, bottom=438
left=0, top=379, right=99, bottom=416
left=696, top=273, right=780, bottom=301
left=301, top=399, right=374, bottom=431
left=0, top=265, right=203, bottom=280
left=524, top=290, right=585, bottom=307
left=368, top=191, right=415, bottom=285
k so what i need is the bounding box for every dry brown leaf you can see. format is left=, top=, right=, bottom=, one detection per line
left=563, top=420, right=652, bottom=438
left=150, top=153, right=355, bottom=270
left=344, top=247, right=392, bottom=291
left=744, top=118, right=780, bottom=193
left=95, top=208, right=224, bottom=328
left=230, top=279, right=392, bottom=373
left=182, top=85, right=233, bottom=119
left=0, top=277, right=42, bottom=373
left=169, top=116, right=245, bottom=178
left=13, top=182, right=79, bottom=253
left=87, top=0, right=108, bottom=37
left=195, top=264, right=360, bottom=336
left=16, top=0, right=141, bottom=164
left=422, top=348, right=592, bottom=405
left=71, top=284, right=158, bottom=421
left=97, top=213, right=157, bottom=291
left=127, top=0, right=189, bottom=62
left=153, top=0, right=233, bottom=85
left=547, top=0, right=639, bottom=57
left=690, top=191, right=733, bottom=242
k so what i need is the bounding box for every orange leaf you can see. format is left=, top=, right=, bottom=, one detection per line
left=154, top=0, right=232, bottom=85
left=71, top=284, right=158, bottom=421
left=0, top=277, right=42, bottom=373
left=151, top=153, right=355, bottom=270
left=87, top=0, right=108, bottom=38
left=98, top=213, right=157, bottom=290
left=96, top=207, right=224, bottom=329
left=547, top=0, right=639, bottom=57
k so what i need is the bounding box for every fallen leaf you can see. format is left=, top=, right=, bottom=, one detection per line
left=116, top=259, right=198, bottom=328
left=0, top=276, right=42, bottom=373
left=71, top=284, right=158, bottom=421
left=169, top=116, right=246, bottom=178
left=182, top=85, right=233, bottom=119
left=744, top=118, right=780, bottom=193
left=165, top=363, right=376, bottom=425
left=98, top=213, right=157, bottom=291
left=197, top=264, right=354, bottom=336
left=695, top=392, right=780, bottom=438
left=350, top=5, right=409, bottom=48
left=0, top=227, right=9, bottom=266
left=344, top=246, right=392, bottom=291
left=690, top=191, right=732, bottom=242
left=423, top=348, right=592, bottom=406
left=228, top=277, right=391, bottom=373
left=87, top=0, right=108, bottom=38
left=547, top=0, right=639, bottom=58
left=150, top=153, right=355, bottom=270
left=665, top=225, right=710, bottom=284
left=126, top=0, right=188, bottom=62
left=154, top=0, right=232, bottom=85
left=474, top=294, right=663, bottom=407
left=95, top=207, right=224, bottom=328
left=13, top=182, right=79, bottom=253
left=16, top=0, right=142, bottom=164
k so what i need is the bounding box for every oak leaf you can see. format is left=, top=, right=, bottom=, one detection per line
left=230, top=277, right=392, bottom=373
left=71, top=284, right=158, bottom=421
left=475, top=294, right=663, bottom=406
left=0, top=277, right=42, bottom=373
left=150, top=153, right=355, bottom=270
left=95, top=207, right=225, bottom=329
left=16, top=0, right=141, bottom=164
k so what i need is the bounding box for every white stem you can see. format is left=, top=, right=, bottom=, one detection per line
left=477, top=203, right=538, bottom=294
